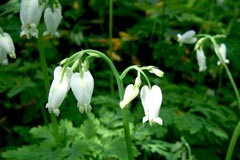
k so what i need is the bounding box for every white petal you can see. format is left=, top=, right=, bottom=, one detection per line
left=196, top=49, right=207, bottom=72
left=140, top=85, right=150, bottom=117
left=149, top=85, right=162, bottom=119
left=182, top=30, right=196, bottom=39
left=142, top=116, right=148, bottom=123
left=219, top=43, right=226, bottom=58
left=153, top=117, right=163, bottom=125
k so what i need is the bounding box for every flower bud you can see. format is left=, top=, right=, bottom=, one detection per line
left=147, top=66, right=164, bottom=77
left=134, top=76, right=141, bottom=88
left=120, top=84, right=139, bottom=109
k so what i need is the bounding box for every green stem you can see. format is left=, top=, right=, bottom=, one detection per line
left=225, top=121, right=240, bottom=160
left=226, top=7, right=238, bottom=36
left=208, top=37, right=240, bottom=160
left=109, top=0, right=115, bottom=96
left=38, top=36, right=49, bottom=125
left=84, top=49, right=134, bottom=160
left=38, top=33, right=60, bottom=145
left=120, top=65, right=151, bottom=88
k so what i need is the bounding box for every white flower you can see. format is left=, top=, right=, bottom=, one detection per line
left=20, top=0, right=43, bottom=39
left=70, top=71, right=94, bottom=113
left=217, top=43, right=229, bottom=65
left=46, top=66, right=73, bottom=116
left=120, top=76, right=141, bottom=109
left=120, top=84, right=139, bottom=109
left=43, top=5, right=62, bottom=38
left=196, top=48, right=207, bottom=72
left=140, top=85, right=163, bottom=125
left=0, top=32, right=16, bottom=65
left=177, top=30, right=197, bottom=45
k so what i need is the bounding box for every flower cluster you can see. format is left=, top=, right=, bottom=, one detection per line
left=0, top=31, right=16, bottom=65
left=20, top=0, right=62, bottom=39
left=177, top=30, right=229, bottom=72
left=46, top=63, right=94, bottom=116
left=120, top=66, right=164, bottom=125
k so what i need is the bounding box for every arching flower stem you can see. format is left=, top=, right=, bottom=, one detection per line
left=120, top=65, right=151, bottom=88
left=197, top=35, right=240, bottom=160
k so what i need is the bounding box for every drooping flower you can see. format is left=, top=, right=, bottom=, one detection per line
left=177, top=30, right=197, bottom=45
left=46, top=66, right=73, bottom=116
left=0, top=32, right=16, bottom=65
left=43, top=4, right=62, bottom=38
left=20, top=0, right=43, bottom=38
left=217, top=43, right=229, bottom=65
left=147, top=66, right=164, bottom=77
left=120, top=76, right=141, bottom=109
left=140, top=85, right=163, bottom=125
left=196, top=48, right=207, bottom=72
left=70, top=71, right=94, bottom=113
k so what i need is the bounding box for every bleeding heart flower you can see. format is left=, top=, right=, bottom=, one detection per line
left=46, top=66, right=73, bottom=116
left=70, top=71, right=94, bottom=113
left=140, top=85, right=163, bottom=125
left=43, top=5, right=62, bottom=38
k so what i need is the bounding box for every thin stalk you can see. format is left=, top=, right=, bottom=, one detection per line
left=84, top=49, right=134, bottom=160
left=38, top=36, right=49, bottom=125
left=226, top=8, right=238, bottom=36
left=38, top=33, right=60, bottom=145
left=208, top=37, right=240, bottom=160
left=120, top=65, right=151, bottom=88
left=109, top=0, right=115, bottom=96
left=225, top=121, right=240, bottom=160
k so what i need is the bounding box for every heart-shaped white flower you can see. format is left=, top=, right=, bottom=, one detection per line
left=43, top=5, right=62, bottom=38
left=140, top=85, right=163, bottom=125
left=20, top=0, right=43, bottom=38
left=70, top=71, right=94, bottom=113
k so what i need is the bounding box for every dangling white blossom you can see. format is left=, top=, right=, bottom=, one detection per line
left=177, top=30, right=197, bottom=45
left=43, top=4, right=62, bottom=38
left=196, top=48, right=207, bottom=72
left=0, top=32, right=16, bottom=65
left=147, top=66, right=164, bottom=77
left=217, top=43, right=229, bottom=66
left=70, top=71, right=94, bottom=113
left=20, top=0, right=43, bottom=39
left=46, top=66, right=73, bottom=116
left=140, top=85, right=163, bottom=125
left=120, top=76, right=141, bottom=109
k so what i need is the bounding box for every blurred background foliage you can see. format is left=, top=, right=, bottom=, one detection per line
left=0, top=0, right=240, bottom=159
